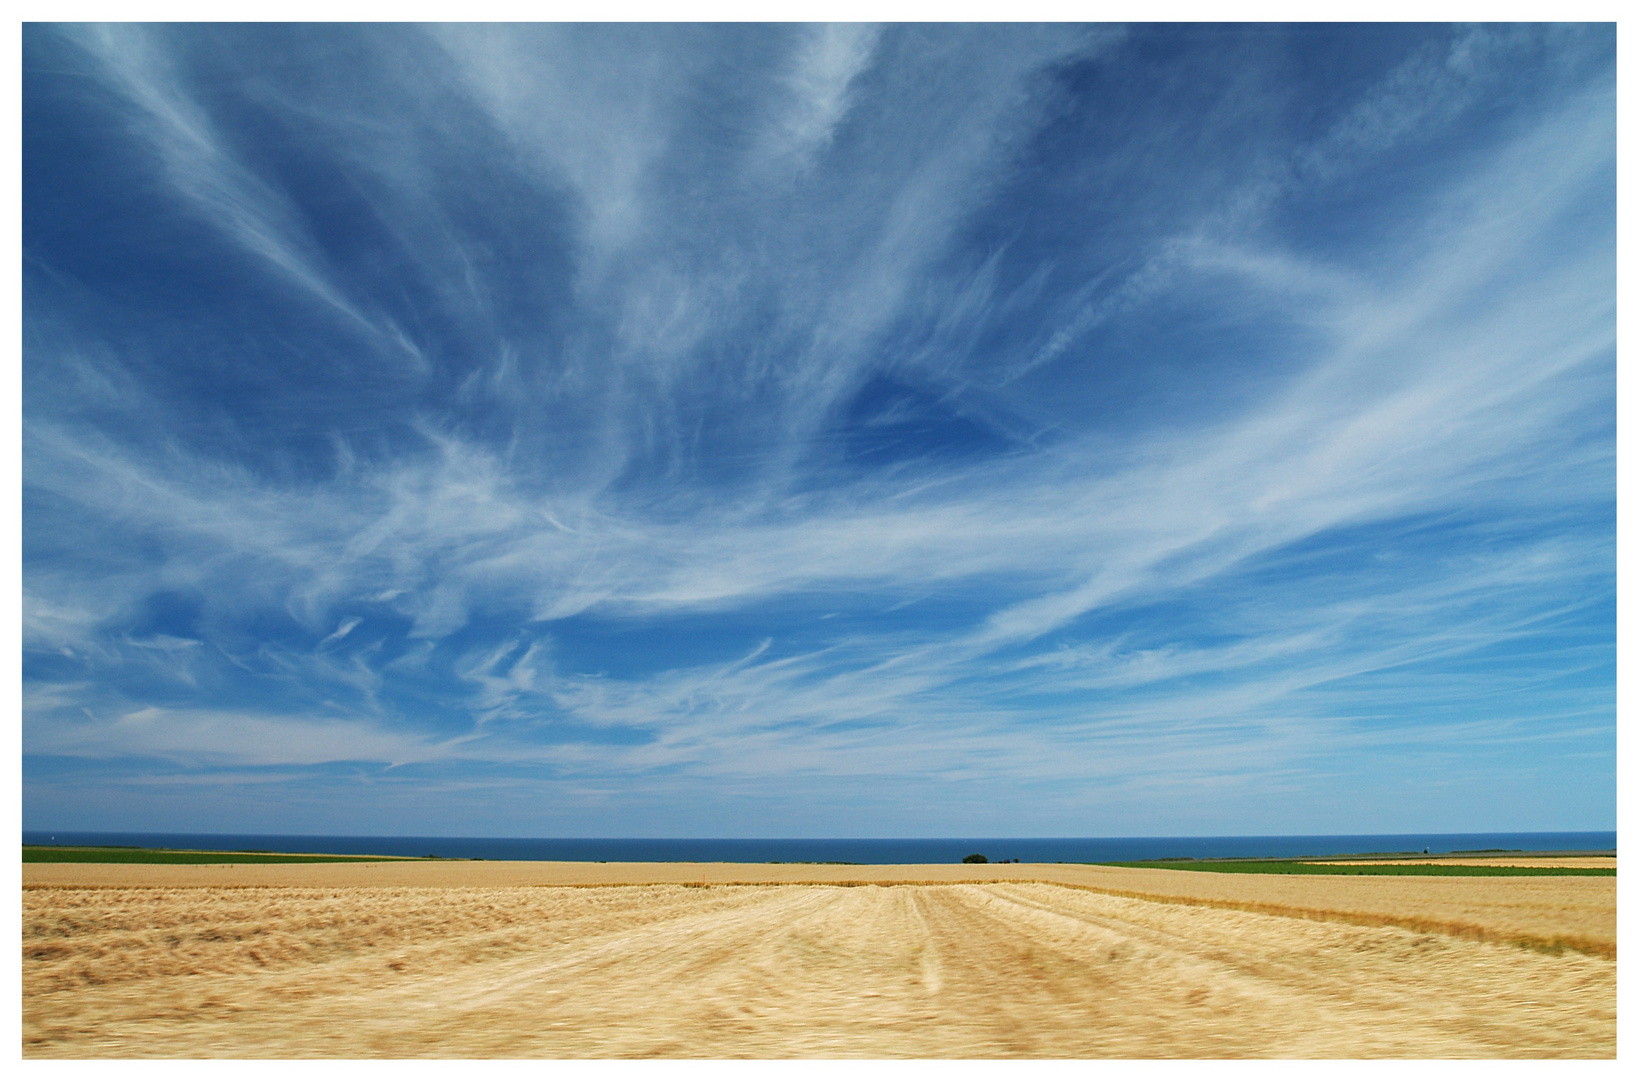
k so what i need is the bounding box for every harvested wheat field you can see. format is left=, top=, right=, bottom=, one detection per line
left=21, top=863, right=1615, bottom=1058
left=1306, top=857, right=1617, bottom=869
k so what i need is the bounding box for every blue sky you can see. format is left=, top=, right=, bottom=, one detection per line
left=21, top=23, right=1614, bottom=837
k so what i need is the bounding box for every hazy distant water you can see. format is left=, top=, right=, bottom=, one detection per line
left=21, top=832, right=1615, bottom=863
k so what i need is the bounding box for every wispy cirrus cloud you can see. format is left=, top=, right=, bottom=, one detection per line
left=57, top=24, right=429, bottom=373
left=22, top=24, right=1612, bottom=835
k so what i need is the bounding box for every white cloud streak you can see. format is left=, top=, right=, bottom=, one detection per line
left=61, top=24, right=428, bottom=372
left=21, top=27, right=1611, bottom=818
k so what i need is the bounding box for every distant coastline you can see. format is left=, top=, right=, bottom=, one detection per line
left=20, top=831, right=1615, bottom=865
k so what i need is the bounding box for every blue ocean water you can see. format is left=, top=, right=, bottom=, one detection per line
left=20, top=831, right=1615, bottom=863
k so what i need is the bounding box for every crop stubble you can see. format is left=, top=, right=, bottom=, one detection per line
left=22, top=871, right=1615, bottom=1058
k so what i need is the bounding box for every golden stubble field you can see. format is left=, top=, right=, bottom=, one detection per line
left=21, top=863, right=1616, bottom=1058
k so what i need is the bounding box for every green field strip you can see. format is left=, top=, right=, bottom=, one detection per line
left=23, top=846, right=428, bottom=864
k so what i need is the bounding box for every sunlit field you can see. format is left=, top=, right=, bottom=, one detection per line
left=23, top=860, right=1614, bottom=1058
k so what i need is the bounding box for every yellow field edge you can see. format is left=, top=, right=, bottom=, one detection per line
left=1044, top=882, right=1617, bottom=959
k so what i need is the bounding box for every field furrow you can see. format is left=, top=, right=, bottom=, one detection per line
left=22, top=878, right=1614, bottom=1058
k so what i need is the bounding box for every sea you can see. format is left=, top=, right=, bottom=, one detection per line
left=20, top=831, right=1615, bottom=863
